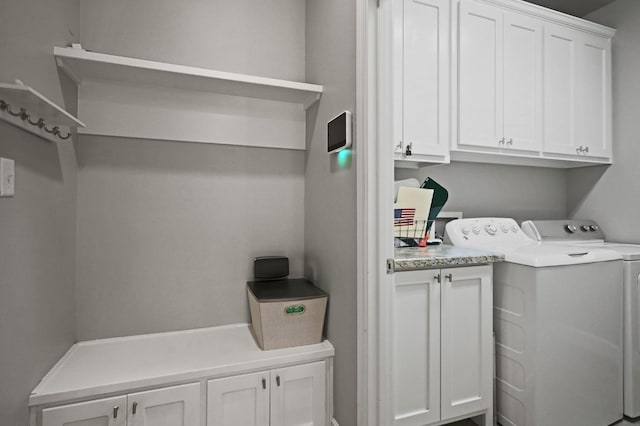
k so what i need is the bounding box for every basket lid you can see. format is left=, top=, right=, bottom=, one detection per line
left=247, top=278, right=327, bottom=302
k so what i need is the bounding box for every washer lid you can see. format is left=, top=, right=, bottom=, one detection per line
left=506, top=244, right=622, bottom=267
left=597, top=243, right=640, bottom=261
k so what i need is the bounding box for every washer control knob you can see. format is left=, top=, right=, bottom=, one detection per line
left=580, top=225, right=591, bottom=232
left=590, top=225, right=599, bottom=232
left=484, top=223, right=498, bottom=235
left=462, top=226, right=471, bottom=236
left=511, top=225, right=519, bottom=233
left=485, top=224, right=498, bottom=235
left=565, top=224, right=577, bottom=234
left=501, top=224, right=510, bottom=233
left=472, top=226, right=481, bottom=235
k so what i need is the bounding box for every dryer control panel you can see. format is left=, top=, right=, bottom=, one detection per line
left=521, top=220, right=606, bottom=242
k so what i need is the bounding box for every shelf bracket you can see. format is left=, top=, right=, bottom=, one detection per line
left=55, top=57, right=82, bottom=86
left=303, top=93, right=322, bottom=111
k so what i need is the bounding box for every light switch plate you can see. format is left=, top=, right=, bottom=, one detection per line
left=0, top=157, right=15, bottom=197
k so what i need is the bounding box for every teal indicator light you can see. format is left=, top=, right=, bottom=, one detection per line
left=337, top=148, right=352, bottom=168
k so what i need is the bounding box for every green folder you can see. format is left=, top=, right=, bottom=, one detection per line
left=420, top=177, right=449, bottom=236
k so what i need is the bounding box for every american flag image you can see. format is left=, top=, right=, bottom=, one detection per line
left=394, top=208, right=415, bottom=227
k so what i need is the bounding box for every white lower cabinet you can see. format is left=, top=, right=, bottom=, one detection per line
left=41, top=383, right=199, bottom=426
left=127, top=383, right=200, bottom=426
left=207, top=361, right=326, bottom=426
left=208, top=371, right=270, bottom=426
left=393, top=265, right=493, bottom=425
left=30, top=326, right=334, bottom=426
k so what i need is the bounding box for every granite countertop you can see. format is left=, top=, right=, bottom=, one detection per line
left=394, top=244, right=504, bottom=271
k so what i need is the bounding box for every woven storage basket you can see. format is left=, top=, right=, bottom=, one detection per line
left=247, top=278, right=327, bottom=350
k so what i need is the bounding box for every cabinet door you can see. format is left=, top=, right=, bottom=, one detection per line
left=393, top=270, right=441, bottom=426
left=503, top=11, right=543, bottom=152
left=440, top=266, right=493, bottom=420
left=207, top=371, right=270, bottom=426
left=42, top=396, right=127, bottom=426
left=398, top=0, right=450, bottom=160
left=270, top=361, right=326, bottom=426
left=578, top=33, right=612, bottom=158
left=458, top=0, right=504, bottom=149
left=127, top=383, right=200, bottom=426
left=543, top=23, right=580, bottom=155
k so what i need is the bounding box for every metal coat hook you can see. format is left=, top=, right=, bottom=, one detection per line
left=0, top=98, right=72, bottom=141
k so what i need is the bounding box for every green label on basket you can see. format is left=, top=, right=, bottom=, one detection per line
left=285, top=304, right=306, bottom=315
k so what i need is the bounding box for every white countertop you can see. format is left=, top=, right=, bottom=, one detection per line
left=30, top=323, right=334, bottom=406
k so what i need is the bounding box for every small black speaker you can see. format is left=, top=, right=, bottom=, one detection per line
left=253, top=256, right=289, bottom=280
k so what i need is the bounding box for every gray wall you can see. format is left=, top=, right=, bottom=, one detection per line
left=76, top=0, right=308, bottom=340
left=305, top=0, right=358, bottom=424
left=395, top=163, right=568, bottom=223
left=80, top=0, right=305, bottom=81
left=0, top=0, right=79, bottom=423
left=567, top=0, right=640, bottom=243
left=76, top=137, right=305, bottom=339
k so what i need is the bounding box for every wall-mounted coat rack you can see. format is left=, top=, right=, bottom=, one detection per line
left=0, top=81, right=85, bottom=143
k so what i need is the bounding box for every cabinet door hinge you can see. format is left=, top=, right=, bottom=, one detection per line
left=386, top=259, right=395, bottom=274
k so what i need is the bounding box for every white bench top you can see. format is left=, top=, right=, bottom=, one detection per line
left=30, top=323, right=334, bottom=406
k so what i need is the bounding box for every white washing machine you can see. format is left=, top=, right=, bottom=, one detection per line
left=445, top=218, right=623, bottom=426
left=522, top=219, right=640, bottom=419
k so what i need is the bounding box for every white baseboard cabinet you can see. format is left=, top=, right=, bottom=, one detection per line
left=42, top=383, right=200, bottom=426
left=30, top=324, right=334, bottom=426
left=392, top=265, right=493, bottom=426
left=207, top=361, right=327, bottom=426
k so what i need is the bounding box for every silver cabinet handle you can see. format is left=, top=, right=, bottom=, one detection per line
left=445, top=274, right=452, bottom=282
left=132, top=402, right=137, bottom=415
left=584, top=146, right=589, bottom=153
left=499, top=138, right=505, bottom=145
left=262, top=378, right=266, bottom=389
left=113, top=406, right=119, bottom=419
left=276, top=375, right=281, bottom=386
left=507, top=138, right=513, bottom=145
left=434, top=274, right=441, bottom=284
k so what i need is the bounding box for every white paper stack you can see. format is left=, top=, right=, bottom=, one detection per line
left=393, top=187, right=434, bottom=239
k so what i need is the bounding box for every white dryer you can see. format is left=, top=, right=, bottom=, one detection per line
left=446, top=218, right=623, bottom=426
left=522, top=219, right=640, bottom=419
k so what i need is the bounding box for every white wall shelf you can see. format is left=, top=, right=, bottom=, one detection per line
left=54, top=46, right=320, bottom=149
left=53, top=47, right=323, bottom=109
left=0, top=82, right=84, bottom=143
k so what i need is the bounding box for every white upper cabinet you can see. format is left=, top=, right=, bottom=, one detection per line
left=383, top=0, right=615, bottom=168
left=458, top=0, right=542, bottom=153
left=502, top=12, right=543, bottom=153
left=578, top=33, right=612, bottom=158
left=543, top=23, right=579, bottom=156
left=544, top=26, right=612, bottom=159
left=458, top=0, right=504, bottom=150
left=389, top=0, right=451, bottom=166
